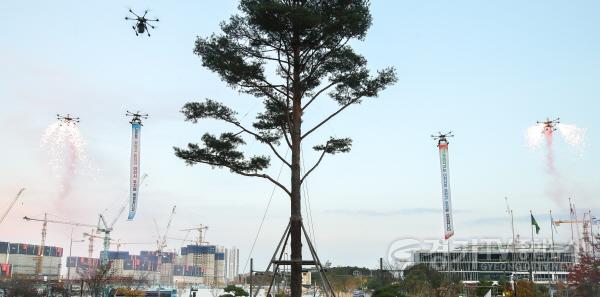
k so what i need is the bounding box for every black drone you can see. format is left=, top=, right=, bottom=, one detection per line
left=57, top=114, right=80, bottom=126
left=125, top=9, right=159, bottom=37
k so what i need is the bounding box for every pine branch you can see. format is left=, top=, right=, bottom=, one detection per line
left=184, top=100, right=290, bottom=168
left=232, top=121, right=291, bottom=168
left=188, top=157, right=290, bottom=196
left=301, top=96, right=359, bottom=140
left=301, top=81, right=338, bottom=111
left=301, top=148, right=327, bottom=184
left=301, top=137, right=351, bottom=183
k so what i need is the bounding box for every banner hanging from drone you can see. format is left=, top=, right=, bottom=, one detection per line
left=128, top=122, right=141, bottom=220
left=438, top=140, right=454, bottom=240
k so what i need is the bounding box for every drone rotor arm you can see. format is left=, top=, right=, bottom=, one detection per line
left=128, top=9, right=140, bottom=18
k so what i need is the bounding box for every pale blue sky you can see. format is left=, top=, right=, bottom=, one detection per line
left=0, top=1, right=598, bottom=270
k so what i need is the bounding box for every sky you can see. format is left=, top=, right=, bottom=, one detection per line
left=0, top=1, right=599, bottom=272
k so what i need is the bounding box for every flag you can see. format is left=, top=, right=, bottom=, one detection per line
left=531, top=214, right=541, bottom=234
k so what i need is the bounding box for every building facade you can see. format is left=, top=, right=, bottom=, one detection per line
left=0, top=241, right=63, bottom=279
left=411, top=243, right=576, bottom=284
left=225, top=247, right=240, bottom=282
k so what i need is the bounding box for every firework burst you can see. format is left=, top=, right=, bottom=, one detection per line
left=41, top=120, right=87, bottom=200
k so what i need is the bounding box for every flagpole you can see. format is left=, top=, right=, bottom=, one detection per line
left=506, top=197, right=516, bottom=254
left=511, top=210, right=516, bottom=252
left=589, top=210, right=595, bottom=258
left=550, top=210, right=555, bottom=250
left=549, top=210, right=556, bottom=287
left=530, top=210, right=535, bottom=283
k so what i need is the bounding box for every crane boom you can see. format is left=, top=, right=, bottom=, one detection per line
left=24, top=216, right=96, bottom=228
left=554, top=220, right=585, bottom=226
left=180, top=225, right=209, bottom=245
left=109, top=173, right=148, bottom=229
left=0, top=188, right=25, bottom=225
left=23, top=213, right=96, bottom=278
left=160, top=206, right=176, bottom=250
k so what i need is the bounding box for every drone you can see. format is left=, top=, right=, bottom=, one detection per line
left=431, top=131, right=454, bottom=144
left=125, top=9, right=159, bottom=37
left=126, top=110, right=149, bottom=125
left=57, top=114, right=80, bottom=125
left=537, top=117, right=560, bottom=134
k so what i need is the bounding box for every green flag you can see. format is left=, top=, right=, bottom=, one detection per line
left=531, top=214, right=541, bottom=234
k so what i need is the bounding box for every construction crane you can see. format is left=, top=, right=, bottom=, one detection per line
left=0, top=188, right=25, bottom=225
left=554, top=216, right=593, bottom=252
left=83, top=230, right=103, bottom=258
left=153, top=205, right=176, bottom=287
left=111, top=239, right=155, bottom=252
left=84, top=232, right=154, bottom=253
left=23, top=214, right=96, bottom=278
left=154, top=206, right=176, bottom=252
left=97, top=173, right=148, bottom=265
left=180, top=224, right=209, bottom=246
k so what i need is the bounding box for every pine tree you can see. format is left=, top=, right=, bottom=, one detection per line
left=174, top=1, right=397, bottom=296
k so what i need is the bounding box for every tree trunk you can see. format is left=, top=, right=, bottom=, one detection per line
left=290, top=19, right=303, bottom=297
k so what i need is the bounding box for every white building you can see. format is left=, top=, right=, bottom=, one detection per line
left=225, top=247, right=240, bottom=282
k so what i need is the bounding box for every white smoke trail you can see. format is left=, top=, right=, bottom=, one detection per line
left=526, top=124, right=545, bottom=148
left=41, top=121, right=87, bottom=200
left=557, top=123, right=586, bottom=147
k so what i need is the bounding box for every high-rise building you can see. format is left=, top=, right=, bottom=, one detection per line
left=180, top=244, right=226, bottom=285
left=215, top=246, right=226, bottom=285
left=0, top=241, right=63, bottom=279
left=225, top=247, right=240, bottom=282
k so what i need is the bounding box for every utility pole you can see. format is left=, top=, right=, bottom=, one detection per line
left=67, top=228, right=84, bottom=295
left=379, top=257, right=383, bottom=284
left=250, top=258, right=253, bottom=297
left=530, top=210, right=535, bottom=284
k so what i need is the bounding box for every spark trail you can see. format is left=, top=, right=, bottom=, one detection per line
left=41, top=120, right=86, bottom=200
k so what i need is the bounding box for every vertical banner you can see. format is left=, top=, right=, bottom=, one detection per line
left=438, top=139, right=454, bottom=239
left=128, top=122, right=141, bottom=220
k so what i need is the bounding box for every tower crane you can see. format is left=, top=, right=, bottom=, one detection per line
left=0, top=188, right=25, bottom=225
left=23, top=214, right=96, bottom=278
left=180, top=224, right=209, bottom=245
left=97, top=173, right=148, bottom=265
left=154, top=206, right=176, bottom=252
left=83, top=232, right=154, bottom=253
left=554, top=215, right=593, bottom=252
left=84, top=229, right=96, bottom=258
left=153, top=205, right=176, bottom=286
left=111, top=239, right=155, bottom=252
left=83, top=231, right=104, bottom=258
